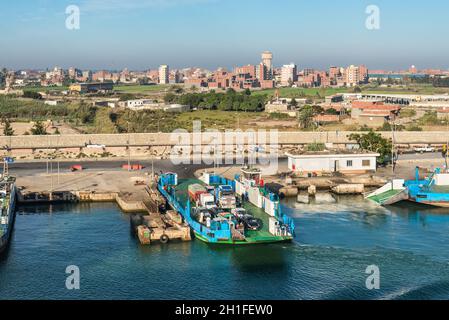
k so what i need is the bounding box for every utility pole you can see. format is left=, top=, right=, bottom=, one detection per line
left=391, top=113, right=397, bottom=176
left=443, top=119, right=449, bottom=173
left=127, top=121, right=131, bottom=172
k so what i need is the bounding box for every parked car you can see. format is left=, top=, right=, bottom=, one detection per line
left=414, top=145, right=435, bottom=153
left=240, top=214, right=262, bottom=231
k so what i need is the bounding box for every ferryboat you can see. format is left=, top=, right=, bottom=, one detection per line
left=367, top=166, right=449, bottom=207
left=157, top=167, right=295, bottom=245
left=0, top=159, right=17, bottom=254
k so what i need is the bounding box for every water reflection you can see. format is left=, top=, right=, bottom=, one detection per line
left=205, top=243, right=289, bottom=273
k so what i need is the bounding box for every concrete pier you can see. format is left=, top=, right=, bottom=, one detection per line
left=15, top=168, right=192, bottom=245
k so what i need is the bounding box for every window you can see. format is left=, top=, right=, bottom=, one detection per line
left=362, top=160, right=371, bottom=167
left=347, top=160, right=353, bottom=167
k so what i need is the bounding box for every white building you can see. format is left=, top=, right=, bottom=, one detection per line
left=159, top=65, right=169, bottom=84
left=280, top=63, right=297, bottom=86
left=119, top=99, right=160, bottom=110
left=286, top=151, right=380, bottom=175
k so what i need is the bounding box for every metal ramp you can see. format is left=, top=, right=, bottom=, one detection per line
left=366, top=179, right=408, bottom=206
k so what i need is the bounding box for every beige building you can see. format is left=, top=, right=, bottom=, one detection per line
left=159, top=65, right=169, bottom=84
left=280, top=63, right=297, bottom=86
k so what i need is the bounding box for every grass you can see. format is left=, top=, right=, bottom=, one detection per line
left=252, top=87, right=350, bottom=98
left=174, top=110, right=263, bottom=131
left=21, top=86, right=69, bottom=92
left=113, top=84, right=170, bottom=94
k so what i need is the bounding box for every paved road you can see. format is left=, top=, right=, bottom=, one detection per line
left=398, top=152, right=442, bottom=161
left=8, top=159, right=210, bottom=179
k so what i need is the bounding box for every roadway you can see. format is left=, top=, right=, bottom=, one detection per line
left=398, top=152, right=442, bottom=161
left=8, top=159, right=210, bottom=179
left=6, top=154, right=441, bottom=179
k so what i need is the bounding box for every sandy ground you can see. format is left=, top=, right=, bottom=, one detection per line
left=0, top=121, right=80, bottom=136
left=17, top=170, right=153, bottom=202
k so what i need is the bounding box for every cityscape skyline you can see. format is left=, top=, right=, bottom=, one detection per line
left=2, top=0, right=449, bottom=70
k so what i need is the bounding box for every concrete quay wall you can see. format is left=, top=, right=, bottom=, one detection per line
left=0, top=131, right=446, bottom=150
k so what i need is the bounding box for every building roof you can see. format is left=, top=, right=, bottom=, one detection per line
left=286, top=150, right=380, bottom=158
left=359, top=110, right=392, bottom=117
left=313, top=114, right=340, bottom=122
left=438, top=107, right=449, bottom=113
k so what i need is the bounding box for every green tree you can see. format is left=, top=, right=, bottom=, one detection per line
left=290, top=98, right=298, bottom=108
left=2, top=118, right=14, bottom=136
left=119, top=93, right=136, bottom=101
left=164, top=92, right=177, bottom=103
left=0, top=68, right=7, bottom=88
left=348, top=131, right=392, bottom=164
left=353, top=86, right=362, bottom=93
left=298, top=105, right=317, bottom=129
left=325, top=108, right=338, bottom=115
left=23, top=91, right=43, bottom=100
left=30, top=121, right=47, bottom=135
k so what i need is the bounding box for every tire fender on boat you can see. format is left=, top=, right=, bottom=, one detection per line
left=160, top=234, right=169, bottom=244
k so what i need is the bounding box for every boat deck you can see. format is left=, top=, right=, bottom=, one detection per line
left=429, top=185, right=449, bottom=193
left=172, top=178, right=292, bottom=243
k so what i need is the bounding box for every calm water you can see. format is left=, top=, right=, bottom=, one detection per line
left=1, top=196, right=449, bottom=300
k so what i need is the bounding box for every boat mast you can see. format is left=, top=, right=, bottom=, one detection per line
left=2, top=159, right=8, bottom=178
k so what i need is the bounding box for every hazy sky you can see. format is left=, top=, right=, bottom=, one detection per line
left=1, top=0, right=448, bottom=70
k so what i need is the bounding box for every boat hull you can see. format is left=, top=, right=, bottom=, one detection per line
left=408, top=199, right=449, bottom=208
left=193, top=230, right=293, bottom=245
left=0, top=186, right=17, bottom=255
left=158, top=175, right=295, bottom=246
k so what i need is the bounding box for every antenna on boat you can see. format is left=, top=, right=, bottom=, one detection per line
left=391, top=112, right=397, bottom=176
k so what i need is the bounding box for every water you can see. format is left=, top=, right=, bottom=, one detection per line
left=1, top=196, right=449, bottom=300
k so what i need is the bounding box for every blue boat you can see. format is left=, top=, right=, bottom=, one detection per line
left=157, top=168, right=295, bottom=245
left=367, top=167, right=449, bottom=207
left=0, top=175, right=17, bottom=254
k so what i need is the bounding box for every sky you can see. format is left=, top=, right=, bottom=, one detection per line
left=0, top=0, right=448, bottom=71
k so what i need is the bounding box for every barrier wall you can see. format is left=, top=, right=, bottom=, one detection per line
left=0, top=131, right=447, bottom=149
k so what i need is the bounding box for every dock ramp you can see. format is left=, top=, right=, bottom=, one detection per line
left=366, top=179, right=408, bottom=205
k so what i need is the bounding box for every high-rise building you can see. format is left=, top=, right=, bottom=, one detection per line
left=159, top=65, right=169, bottom=84
left=280, top=63, right=297, bottom=86
left=344, top=65, right=368, bottom=86
left=345, top=65, right=359, bottom=86
left=409, top=65, right=417, bottom=74
left=82, top=70, right=92, bottom=82
left=261, top=51, right=273, bottom=80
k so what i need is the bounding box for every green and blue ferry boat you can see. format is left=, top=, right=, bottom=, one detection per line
left=367, top=167, right=449, bottom=207
left=157, top=167, right=295, bottom=245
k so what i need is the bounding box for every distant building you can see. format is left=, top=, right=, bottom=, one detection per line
left=280, top=63, right=297, bottom=86
left=159, top=65, right=169, bottom=84
left=118, top=99, right=158, bottom=109
left=82, top=70, right=92, bottom=82
left=344, top=65, right=369, bottom=87
left=69, top=82, right=113, bottom=94
left=437, top=107, right=449, bottom=120
left=286, top=151, right=380, bottom=175
left=261, top=51, right=273, bottom=80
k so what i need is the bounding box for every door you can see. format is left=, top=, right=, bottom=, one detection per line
left=334, top=160, right=339, bottom=173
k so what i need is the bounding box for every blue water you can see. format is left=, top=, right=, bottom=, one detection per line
left=1, top=196, right=449, bottom=300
